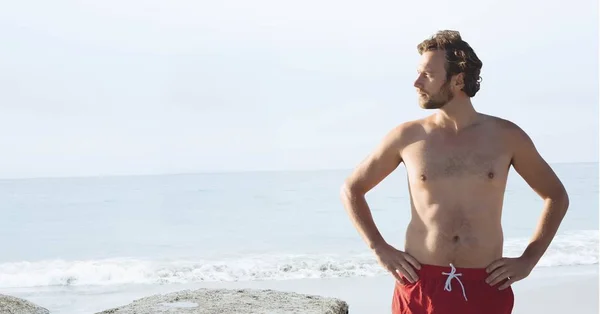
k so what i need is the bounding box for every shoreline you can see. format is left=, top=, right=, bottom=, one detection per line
left=4, top=264, right=598, bottom=314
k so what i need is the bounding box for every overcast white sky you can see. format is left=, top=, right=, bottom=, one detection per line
left=0, top=0, right=598, bottom=178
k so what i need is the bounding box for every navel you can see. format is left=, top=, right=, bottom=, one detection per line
left=487, top=172, right=495, bottom=179
left=420, top=174, right=427, bottom=181
left=452, top=235, right=460, bottom=243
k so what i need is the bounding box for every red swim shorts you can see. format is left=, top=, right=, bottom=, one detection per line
left=392, top=263, right=514, bottom=314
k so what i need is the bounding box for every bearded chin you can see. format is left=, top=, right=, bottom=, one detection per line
left=422, top=98, right=446, bottom=109
left=420, top=84, right=454, bottom=109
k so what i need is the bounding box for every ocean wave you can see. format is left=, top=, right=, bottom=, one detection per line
left=0, top=230, right=597, bottom=288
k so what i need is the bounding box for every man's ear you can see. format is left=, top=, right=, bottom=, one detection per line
left=454, top=73, right=465, bottom=89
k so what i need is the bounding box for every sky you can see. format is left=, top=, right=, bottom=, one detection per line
left=0, top=0, right=598, bottom=178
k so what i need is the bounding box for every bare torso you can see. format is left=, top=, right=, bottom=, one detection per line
left=400, top=114, right=513, bottom=268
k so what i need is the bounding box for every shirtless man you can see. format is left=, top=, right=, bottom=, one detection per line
left=340, top=30, right=569, bottom=313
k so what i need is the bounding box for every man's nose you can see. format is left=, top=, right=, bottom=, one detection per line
left=413, top=78, right=422, bottom=89
left=413, top=73, right=425, bottom=89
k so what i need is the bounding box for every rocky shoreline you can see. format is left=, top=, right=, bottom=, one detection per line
left=1, top=289, right=349, bottom=314
left=0, top=294, right=50, bottom=314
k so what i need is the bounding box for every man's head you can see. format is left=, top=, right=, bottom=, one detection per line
left=414, top=30, right=483, bottom=109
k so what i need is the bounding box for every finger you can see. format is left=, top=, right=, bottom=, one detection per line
left=487, top=268, right=510, bottom=286
left=486, top=259, right=506, bottom=274
left=386, top=264, right=405, bottom=284
left=398, top=260, right=419, bottom=282
left=394, top=265, right=414, bottom=284
left=486, top=266, right=508, bottom=283
left=403, top=253, right=421, bottom=270
left=393, top=271, right=406, bottom=284
left=393, top=269, right=407, bottom=284
left=498, top=277, right=516, bottom=290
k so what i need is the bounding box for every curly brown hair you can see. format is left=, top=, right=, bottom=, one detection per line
left=417, top=30, right=483, bottom=97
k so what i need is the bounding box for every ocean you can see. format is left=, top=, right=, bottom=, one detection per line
left=0, top=162, right=597, bottom=313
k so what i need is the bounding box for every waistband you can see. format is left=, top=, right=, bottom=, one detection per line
left=416, top=263, right=488, bottom=281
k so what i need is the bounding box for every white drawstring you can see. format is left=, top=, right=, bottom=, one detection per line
left=442, top=263, right=468, bottom=301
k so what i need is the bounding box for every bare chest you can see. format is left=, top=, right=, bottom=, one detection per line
left=402, top=131, right=512, bottom=183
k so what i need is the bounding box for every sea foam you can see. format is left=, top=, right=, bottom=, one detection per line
left=1, top=230, right=596, bottom=288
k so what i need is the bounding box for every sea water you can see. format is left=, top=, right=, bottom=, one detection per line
left=0, top=162, right=597, bottom=313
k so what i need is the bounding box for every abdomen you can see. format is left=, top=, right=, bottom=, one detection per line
left=404, top=182, right=506, bottom=268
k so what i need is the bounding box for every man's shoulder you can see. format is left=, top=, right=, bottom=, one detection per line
left=385, top=118, right=427, bottom=141
left=377, top=119, right=430, bottom=155
left=480, top=114, right=526, bottom=132
left=479, top=114, right=532, bottom=145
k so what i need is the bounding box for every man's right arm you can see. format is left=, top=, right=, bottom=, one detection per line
left=340, top=123, right=421, bottom=284
left=340, top=124, right=406, bottom=250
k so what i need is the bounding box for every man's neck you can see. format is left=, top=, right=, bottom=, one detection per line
left=434, top=97, right=479, bottom=132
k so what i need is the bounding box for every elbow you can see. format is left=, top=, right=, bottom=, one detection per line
left=559, top=186, right=570, bottom=210
left=340, top=179, right=365, bottom=201
left=339, top=181, right=353, bottom=201
left=548, top=188, right=570, bottom=213
left=560, top=190, right=570, bottom=212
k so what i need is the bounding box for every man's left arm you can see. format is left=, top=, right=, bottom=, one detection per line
left=486, top=124, right=569, bottom=290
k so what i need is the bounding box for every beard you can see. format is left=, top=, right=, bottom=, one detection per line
left=418, top=80, right=454, bottom=109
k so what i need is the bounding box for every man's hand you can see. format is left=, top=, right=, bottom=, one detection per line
left=485, top=256, right=535, bottom=290
left=373, top=242, right=421, bottom=284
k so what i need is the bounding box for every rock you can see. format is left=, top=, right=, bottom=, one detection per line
left=0, top=294, right=50, bottom=314
left=97, top=288, right=349, bottom=314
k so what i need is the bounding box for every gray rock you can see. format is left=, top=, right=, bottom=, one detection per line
left=97, top=288, right=349, bottom=314
left=0, top=294, right=50, bottom=314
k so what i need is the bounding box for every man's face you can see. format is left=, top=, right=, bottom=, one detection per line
left=414, top=50, right=455, bottom=109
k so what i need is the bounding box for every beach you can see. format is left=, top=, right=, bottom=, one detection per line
left=187, top=265, right=599, bottom=314
left=5, top=265, right=598, bottom=313
left=1, top=163, right=597, bottom=313
left=2, top=0, right=598, bottom=312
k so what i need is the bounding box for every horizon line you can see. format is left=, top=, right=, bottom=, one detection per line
left=0, top=160, right=597, bottom=181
